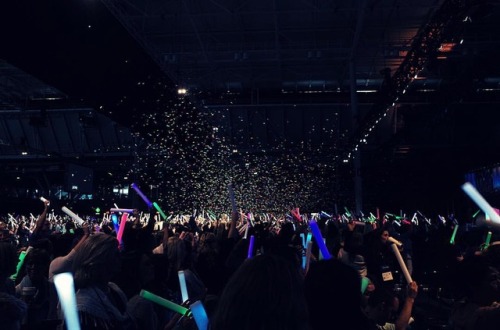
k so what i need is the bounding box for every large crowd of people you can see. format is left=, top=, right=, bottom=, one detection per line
left=1, top=199, right=500, bottom=329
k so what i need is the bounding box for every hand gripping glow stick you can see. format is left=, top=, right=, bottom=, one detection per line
left=131, top=183, right=153, bottom=208
left=153, top=202, right=168, bottom=220
left=139, top=290, right=190, bottom=316
left=53, top=272, right=81, bottom=330
left=178, top=270, right=189, bottom=303
left=309, top=220, right=331, bottom=260
left=462, top=182, right=500, bottom=225
left=450, top=225, right=459, bottom=245
left=190, top=301, right=209, bottom=330
left=110, top=208, right=134, bottom=214
left=388, top=236, right=403, bottom=247
left=361, top=276, right=370, bottom=295
left=10, top=246, right=33, bottom=280
left=116, top=213, right=128, bottom=247
left=62, top=207, right=84, bottom=226
left=390, top=243, right=412, bottom=284
left=247, top=235, right=255, bottom=258
left=228, top=183, right=237, bottom=213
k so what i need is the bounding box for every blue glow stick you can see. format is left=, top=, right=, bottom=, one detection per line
left=131, top=183, right=153, bottom=208
left=54, top=272, right=81, bottom=330
left=189, top=301, right=209, bottom=330
left=111, top=214, right=120, bottom=232
left=178, top=270, right=189, bottom=303
left=309, top=220, right=331, bottom=260
left=306, top=232, right=312, bottom=246
left=247, top=235, right=255, bottom=258
left=300, top=233, right=306, bottom=248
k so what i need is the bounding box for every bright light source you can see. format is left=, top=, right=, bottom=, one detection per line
left=178, top=88, right=187, bottom=95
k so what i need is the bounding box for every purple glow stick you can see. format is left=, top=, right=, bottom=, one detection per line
left=247, top=235, right=255, bottom=258
left=309, top=220, right=331, bottom=260
left=110, top=208, right=134, bottom=213
left=131, top=183, right=153, bottom=208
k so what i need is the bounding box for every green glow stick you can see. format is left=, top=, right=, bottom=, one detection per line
left=344, top=207, right=351, bottom=217
left=361, top=277, right=370, bottom=294
left=472, top=209, right=481, bottom=218
left=450, top=225, right=459, bottom=245
left=153, top=202, right=168, bottom=220
left=485, top=231, right=492, bottom=247
left=139, top=290, right=190, bottom=316
left=10, top=246, right=33, bottom=280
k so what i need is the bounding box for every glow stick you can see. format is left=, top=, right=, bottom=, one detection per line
left=40, top=197, right=49, bottom=205
left=247, top=235, right=255, bottom=258
left=361, top=277, right=370, bottom=294
left=228, top=183, right=237, bottom=213
left=309, top=220, right=331, bottom=260
left=353, top=221, right=366, bottom=226
left=10, top=246, right=33, bottom=280
left=116, top=213, right=128, bottom=247
left=189, top=301, right=209, bottom=330
left=178, top=271, right=189, bottom=303
left=450, top=225, right=459, bottom=244
left=390, top=243, right=412, bottom=284
left=485, top=231, right=492, bottom=248
left=472, top=209, right=481, bottom=218
left=153, top=202, right=168, bottom=220
left=462, top=182, right=500, bottom=224
left=243, top=223, right=249, bottom=239
left=305, top=241, right=313, bottom=272
left=110, top=208, right=134, bottom=213
left=111, top=214, right=120, bottom=232
left=54, top=273, right=80, bottom=330
left=131, top=183, right=153, bottom=208
left=62, top=206, right=84, bottom=226
left=306, top=232, right=312, bottom=246
left=139, top=290, right=190, bottom=316
left=388, top=236, right=403, bottom=247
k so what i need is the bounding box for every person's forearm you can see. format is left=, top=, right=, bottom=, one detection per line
left=395, top=297, right=415, bottom=330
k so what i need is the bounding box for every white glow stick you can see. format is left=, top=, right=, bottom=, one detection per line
left=62, top=207, right=84, bottom=226
left=243, top=223, right=249, bottom=239
left=40, top=197, right=49, bottom=205
left=390, top=243, right=412, bottom=284
left=53, top=272, right=81, bottom=330
left=388, top=236, right=403, bottom=247
left=178, top=270, right=189, bottom=303
left=110, top=208, right=134, bottom=213
left=189, top=300, right=208, bottom=330
left=462, top=182, right=500, bottom=225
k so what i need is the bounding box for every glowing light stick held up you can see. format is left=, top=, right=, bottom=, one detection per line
left=110, top=208, right=134, bottom=213
left=40, top=197, right=49, bottom=205
left=139, top=290, right=190, bottom=316
left=131, top=183, right=153, bottom=208
left=390, top=243, right=412, bottom=284
left=309, top=220, right=331, bottom=260
left=247, top=235, right=255, bottom=258
left=62, top=207, right=84, bottom=226
left=153, top=202, right=168, bottom=220
left=178, top=271, right=189, bottom=303
left=190, top=300, right=208, bottom=330
left=450, top=225, right=459, bottom=245
left=116, top=213, right=128, bottom=247
left=10, top=246, right=33, bottom=280
left=53, top=272, right=80, bottom=330
left=484, top=231, right=492, bottom=249
left=462, top=182, right=500, bottom=225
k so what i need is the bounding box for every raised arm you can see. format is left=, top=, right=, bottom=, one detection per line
left=32, top=199, right=50, bottom=233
